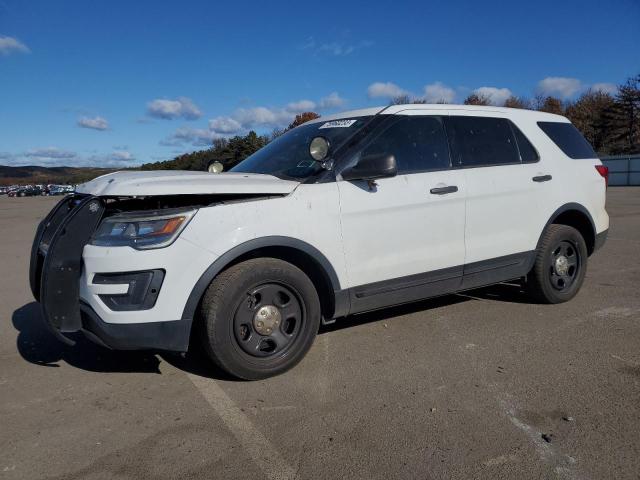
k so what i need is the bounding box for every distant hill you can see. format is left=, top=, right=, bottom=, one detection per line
left=0, top=165, right=118, bottom=186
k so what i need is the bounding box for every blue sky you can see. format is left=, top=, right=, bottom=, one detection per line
left=1, top=0, right=639, bottom=167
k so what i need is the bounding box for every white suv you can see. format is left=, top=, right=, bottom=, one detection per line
left=30, top=104, right=609, bottom=379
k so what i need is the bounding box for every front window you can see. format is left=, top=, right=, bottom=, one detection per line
left=231, top=117, right=373, bottom=180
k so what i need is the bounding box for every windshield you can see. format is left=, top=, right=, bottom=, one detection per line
left=230, top=116, right=373, bottom=179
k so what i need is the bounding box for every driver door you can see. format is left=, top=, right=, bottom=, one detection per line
left=337, top=113, right=466, bottom=313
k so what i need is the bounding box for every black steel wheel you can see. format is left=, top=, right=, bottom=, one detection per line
left=526, top=224, right=588, bottom=304
left=232, top=282, right=304, bottom=358
left=199, top=257, right=321, bottom=380
left=548, top=240, right=581, bottom=291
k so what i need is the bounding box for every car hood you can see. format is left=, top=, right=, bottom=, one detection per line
left=76, top=170, right=300, bottom=196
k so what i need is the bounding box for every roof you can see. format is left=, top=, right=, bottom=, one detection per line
left=307, top=104, right=568, bottom=123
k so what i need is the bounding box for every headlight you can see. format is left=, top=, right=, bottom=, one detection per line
left=90, top=208, right=197, bottom=250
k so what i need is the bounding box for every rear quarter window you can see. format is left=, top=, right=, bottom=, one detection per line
left=538, top=122, right=597, bottom=159
left=447, top=116, right=521, bottom=168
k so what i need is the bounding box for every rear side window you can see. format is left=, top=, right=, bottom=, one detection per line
left=447, top=116, right=520, bottom=167
left=538, top=122, right=597, bottom=159
left=511, top=123, right=539, bottom=163
left=361, top=116, right=450, bottom=174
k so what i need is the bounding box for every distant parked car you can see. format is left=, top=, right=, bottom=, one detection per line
left=8, top=186, right=42, bottom=197
left=0, top=186, right=8, bottom=195
left=48, top=185, right=75, bottom=195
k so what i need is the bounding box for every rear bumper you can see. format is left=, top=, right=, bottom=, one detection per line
left=80, top=302, right=191, bottom=351
left=594, top=228, right=608, bottom=253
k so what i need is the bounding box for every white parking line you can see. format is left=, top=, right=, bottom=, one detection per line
left=186, top=372, right=298, bottom=480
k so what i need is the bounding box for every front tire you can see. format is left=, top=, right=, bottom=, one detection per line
left=526, top=224, right=588, bottom=304
left=199, top=258, right=321, bottom=380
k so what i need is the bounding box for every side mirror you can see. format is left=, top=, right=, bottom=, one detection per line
left=341, top=153, right=397, bottom=181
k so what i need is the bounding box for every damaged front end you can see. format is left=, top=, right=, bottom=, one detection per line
left=30, top=192, right=277, bottom=348
left=30, top=194, right=105, bottom=344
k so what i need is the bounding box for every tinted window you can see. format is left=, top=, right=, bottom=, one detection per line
left=447, top=116, right=520, bottom=167
left=511, top=123, right=539, bottom=163
left=538, top=122, right=597, bottom=159
left=360, top=116, right=450, bottom=174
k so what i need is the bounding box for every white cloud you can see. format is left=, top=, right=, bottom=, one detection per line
left=537, top=77, right=582, bottom=99
left=209, top=116, right=242, bottom=134
left=25, top=147, right=77, bottom=160
left=232, top=106, right=293, bottom=129
left=147, top=97, right=202, bottom=120
left=318, top=92, right=345, bottom=109
left=111, top=150, right=133, bottom=161
left=473, top=86, right=513, bottom=106
left=367, top=82, right=408, bottom=99
left=591, top=82, right=617, bottom=95
left=286, top=99, right=316, bottom=113
left=160, top=127, right=220, bottom=147
left=77, top=116, right=109, bottom=130
left=423, top=82, right=456, bottom=103
left=0, top=35, right=30, bottom=56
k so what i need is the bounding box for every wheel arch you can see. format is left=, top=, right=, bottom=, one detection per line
left=540, top=203, right=596, bottom=255
left=182, top=236, right=345, bottom=323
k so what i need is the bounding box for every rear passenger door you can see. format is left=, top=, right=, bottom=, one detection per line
left=445, top=113, right=548, bottom=287
left=338, top=113, right=466, bottom=311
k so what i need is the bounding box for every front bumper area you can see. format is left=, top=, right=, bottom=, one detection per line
left=80, top=302, right=191, bottom=351
left=30, top=194, right=211, bottom=352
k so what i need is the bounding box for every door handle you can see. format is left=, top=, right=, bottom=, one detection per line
left=430, top=185, right=458, bottom=195
left=532, top=175, right=552, bottom=182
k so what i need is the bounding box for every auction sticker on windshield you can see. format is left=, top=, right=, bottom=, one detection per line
left=319, top=119, right=357, bottom=129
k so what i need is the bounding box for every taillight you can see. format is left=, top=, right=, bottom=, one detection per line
left=595, top=165, right=609, bottom=188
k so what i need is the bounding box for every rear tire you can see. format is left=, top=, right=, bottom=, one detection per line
left=526, top=224, right=588, bottom=304
left=199, top=258, right=321, bottom=380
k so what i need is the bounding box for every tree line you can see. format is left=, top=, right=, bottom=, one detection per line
left=140, top=112, right=319, bottom=172
left=140, top=73, right=638, bottom=172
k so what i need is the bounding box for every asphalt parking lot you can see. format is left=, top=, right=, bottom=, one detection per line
left=1, top=189, right=639, bottom=480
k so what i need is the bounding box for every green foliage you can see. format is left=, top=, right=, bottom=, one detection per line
left=600, top=75, right=640, bottom=154
left=565, top=90, right=616, bottom=154
left=141, top=112, right=321, bottom=172
left=140, top=130, right=270, bottom=171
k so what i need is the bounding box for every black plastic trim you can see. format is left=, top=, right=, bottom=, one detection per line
left=344, top=251, right=534, bottom=316
left=349, top=265, right=463, bottom=314
left=94, top=269, right=165, bottom=311
left=80, top=302, right=192, bottom=351
left=430, top=185, right=458, bottom=195
left=538, top=203, right=597, bottom=253
left=181, top=236, right=342, bottom=321
left=461, top=251, right=535, bottom=290
left=594, top=228, right=608, bottom=252
left=40, top=196, right=104, bottom=333
left=532, top=175, right=552, bottom=182
left=29, top=195, right=79, bottom=300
